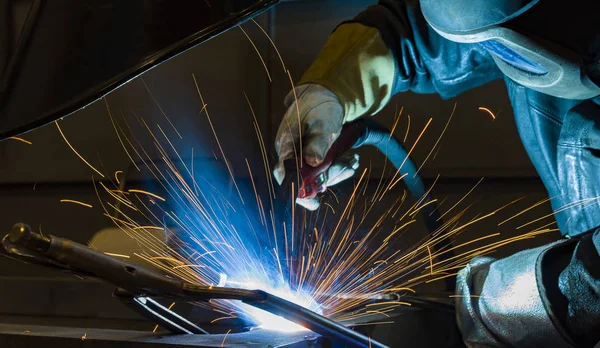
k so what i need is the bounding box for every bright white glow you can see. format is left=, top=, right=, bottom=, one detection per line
left=220, top=274, right=322, bottom=332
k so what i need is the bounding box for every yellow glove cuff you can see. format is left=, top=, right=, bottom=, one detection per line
left=298, top=23, right=395, bottom=123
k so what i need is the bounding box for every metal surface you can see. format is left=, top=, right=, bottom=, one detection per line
left=0, top=0, right=279, bottom=140
left=114, top=290, right=208, bottom=335
left=2, top=223, right=389, bottom=348
left=0, top=323, right=320, bottom=348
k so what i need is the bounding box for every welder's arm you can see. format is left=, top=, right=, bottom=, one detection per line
left=456, top=229, right=600, bottom=347
left=273, top=0, right=502, bottom=209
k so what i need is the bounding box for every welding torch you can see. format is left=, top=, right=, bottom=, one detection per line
left=1, top=223, right=389, bottom=348
left=282, top=118, right=454, bottom=290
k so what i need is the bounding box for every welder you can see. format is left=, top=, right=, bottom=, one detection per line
left=272, top=1, right=600, bottom=347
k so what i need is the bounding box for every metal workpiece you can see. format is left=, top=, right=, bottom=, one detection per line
left=0, top=0, right=281, bottom=140
left=1, top=223, right=389, bottom=348
left=114, top=289, right=209, bottom=335
left=0, top=323, right=321, bottom=348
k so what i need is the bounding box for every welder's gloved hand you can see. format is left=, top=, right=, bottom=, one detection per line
left=273, top=23, right=395, bottom=210
left=273, top=84, right=359, bottom=210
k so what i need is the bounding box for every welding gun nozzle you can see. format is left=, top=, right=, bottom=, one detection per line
left=9, top=223, right=50, bottom=252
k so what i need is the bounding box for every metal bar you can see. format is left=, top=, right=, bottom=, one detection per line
left=4, top=223, right=388, bottom=348
left=114, top=289, right=208, bottom=335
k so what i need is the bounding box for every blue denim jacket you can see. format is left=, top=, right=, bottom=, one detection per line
left=351, top=0, right=600, bottom=238
left=349, top=0, right=600, bottom=345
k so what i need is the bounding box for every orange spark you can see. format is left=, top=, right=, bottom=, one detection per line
left=55, top=121, right=105, bottom=177
left=128, top=189, right=166, bottom=202
left=287, top=69, right=303, bottom=166
left=389, top=106, right=404, bottom=139
left=140, top=78, right=182, bottom=139
left=104, top=252, right=130, bottom=259
left=60, top=199, right=93, bottom=208
left=239, top=26, right=272, bottom=82
left=478, top=106, right=496, bottom=120
left=8, top=137, right=32, bottom=145
left=104, top=98, right=140, bottom=171
left=403, top=115, right=411, bottom=143
left=192, top=73, right=245, bottom=204
left=427, top=246, right=433, bottom=275
left=251, top=18, right=287, bottom=72
left=437, top=177, right=484, bottom=221
left=221, top=329, right=232, bottom=347
left=133, top=226, right=165, bottom=231
left=115, top=170, right=123, bottom=185
left=415, top=103, right=456, bottom=176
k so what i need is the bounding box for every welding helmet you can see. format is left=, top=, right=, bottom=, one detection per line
left=420, top=0, right=600, bottom=100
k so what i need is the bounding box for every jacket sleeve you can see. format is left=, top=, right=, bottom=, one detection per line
left=456, top=229, right=600, bottom=347
left=297, top=0, right=503, bottom=122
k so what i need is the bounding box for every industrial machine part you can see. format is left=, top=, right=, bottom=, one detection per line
left=0, top=0, right=279, bottom=140
left=0, top=323, right=321, bottom=348
left=1, top=223, right=390, bottom=348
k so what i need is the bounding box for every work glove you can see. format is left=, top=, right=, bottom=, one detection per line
left=272, top=23, right=395, bottom=211
left=273, top=83, right=359, bottom=211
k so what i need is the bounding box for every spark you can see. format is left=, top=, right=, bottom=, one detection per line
left=172, top=264, right=206, bottom=270
left=211, top=316, right=237, bottom=323
left=427, top=246, right=433, bottom=275
left=8, top=136, right=32, bottom=145
left=251, top=18, right=286, bottom=72
left=239, top=26, right=272, bottom=82
left=140, top=78, right=182, bottom=139
left=287, top=70, right=303, bottom=167
left=351, top=321, right=394, bottom=327
left=366, top=301, right=412, bottom=307
left=115, top=170, right=123, bottom=185
left=365, top=310, right=391, bottom=318
left=478, top=106, right=496, bottom=120
left=386, top=118, right=432, bottom=192
left=415, top=103, right=456, bottom=176
left=389, top=106, right=403, bottom=138
left=192, top=73, right=245, bottom=204
left=244, top=91, right=276, bottom=201
left=81, top=333, right=87, bottom=341
left=498, top=196, right=553, bottom=226
left=516, top=196, right=600, bottom=230
left=425, top=272, right=458, bottom=283
left=105, top=98, right=140, bottom=171
left=437, top=177, right=484, bottom=221
left=324, top=203, right=336, bottom=214
left=403, top=115, right=411, bottom=143
left=221, top=329, right=232, bottom=347
left=128, top=189, right=166, bottom=202
left=104, top=252, right=130, bottom=259
left=60, top=199, right=93, bottom=208
left=55, top=121, right=105, bottom=178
